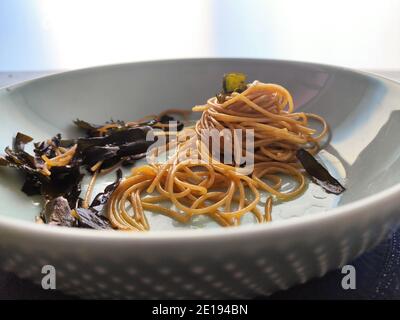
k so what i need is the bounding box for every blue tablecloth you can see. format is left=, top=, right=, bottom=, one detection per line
left=270, top=226, right=400, bottom=299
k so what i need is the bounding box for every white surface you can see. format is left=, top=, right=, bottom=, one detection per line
left=1, top=0, right=400, bottom=71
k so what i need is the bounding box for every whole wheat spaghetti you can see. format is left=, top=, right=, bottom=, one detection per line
left=107, top=80, right=329, bottom=231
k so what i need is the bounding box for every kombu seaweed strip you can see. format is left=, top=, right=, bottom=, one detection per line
left=296, top=148, right=345, bottom=195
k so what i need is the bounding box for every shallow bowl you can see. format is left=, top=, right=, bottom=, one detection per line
left=1, top=59, right=400, bottom=299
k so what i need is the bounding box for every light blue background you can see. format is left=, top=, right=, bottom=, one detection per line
left=1, top=0, right=400, bottom=71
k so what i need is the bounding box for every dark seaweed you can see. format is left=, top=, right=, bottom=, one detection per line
left=73, top=119, right=129, bottom=137
left=1, top=113, right=183, bottom=229
left=92, top=169, right=122, bottom=207
left=13, top=132, right=33, bottom=152
left=42, top=166, right=83, bottom=208
left=76, top=126, right=155, bottom=169
left=296, top=148, right=345, bottom=195
left=33, top=133, right=62, bottom=159
left=75, top=208, right=111, bottom=229
left=1, top=134, right=46, bottom=195
left=38, top=170, right=122, bottom=229
left=42, top=197, right=75, bottom=227
left=21, top=175, right=42, bottom=196
left=0, top=133, right=83, bottom=202
left=77, top=126, right=152, bottom=150
left=81, top=145, right=120, bottom=168
left=74, top=115, right=183, bottom=138
left=159, top=115, right=184, bottom=131
left=74, top=117, right=162, bottom=138
left=74, top=169, right=122, bottom=230
left=73, top=119, right=103, bottom=133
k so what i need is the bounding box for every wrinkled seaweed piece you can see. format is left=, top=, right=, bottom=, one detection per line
left=75, top=208, right=112, bottom=229
left=75, top=125, right=156, bottom=169
left=41, top=166, right=84, bottom=203
left=122, top=152, right=148, bottom=166
left=159, top=115, right=184, bottom=131
left=59, top=139, right=76, bottom=148
left=34, top=134, right=62, bottom=159
left=13, top=132, right=33, bottom=151
left=1, top=154, right=42, bottom=196
left=74, top=115, right=183, bottom=138
left=74, top=169, right=122, bottom=230
left=50, top=166, right=83, bottom=210
left=74, top=118, right=163, bottom=138
left=3, top=141, right=83, bottom=200
left=4, top=146, right=34, bottom=169
left=117, top=140, right=154, bottom=158
left=296, top=148, right=345, bottom=195
left=74, top=119, right=125, bottom=138
left=1, top=134, right=47, bottom=196
left=73, top=119, right=103, bottom=132
left=1, top=133, right=83, bottom=220
left=77, top=126, right=152, bottom=152
left=0, top=157, right=9, bottom=166
left=81, top=145, right=119, bottom=167
left=21, top=174, right=42, bottom=196
left=42, top=196, right=76, bottom=227
left=9, top=132, right=36, bottom=168
left=66, top=181, right=82, bottom=210
left=4, top=132, right=62, bottom=175
left=91, top=169, right=122, bottom=207
left=82, top=140, right=154, bottom=168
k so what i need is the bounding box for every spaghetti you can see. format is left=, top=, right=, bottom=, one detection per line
left=107, top=80, right=329, bottom=231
